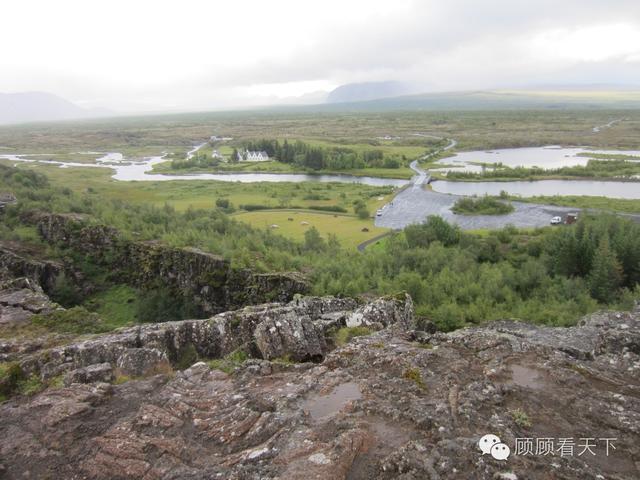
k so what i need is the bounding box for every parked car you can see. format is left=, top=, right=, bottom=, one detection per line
left=376, top=209, right=384, bottom=217
left=550, top=216, right=562, bottom=225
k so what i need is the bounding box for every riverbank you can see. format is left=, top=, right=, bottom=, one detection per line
left=504, top=194, right=640, bottom=215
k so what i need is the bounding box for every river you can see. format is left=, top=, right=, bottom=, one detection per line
left=2, top=145, right=640, bottom=198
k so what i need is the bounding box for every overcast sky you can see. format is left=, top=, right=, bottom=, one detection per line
left=3, top=0, right=640, bottom=112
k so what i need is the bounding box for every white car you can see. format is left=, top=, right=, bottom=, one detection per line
left=550, top=216, right=562, bottom=225
left=376, top=209, right=384, bottom=217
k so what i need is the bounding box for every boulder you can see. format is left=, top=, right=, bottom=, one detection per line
left=0, top=276, right=60, bottom=325
left=254, top=312, right=327, bottom=362
left=346, top=293, right=415, bottom=330
left=64, top=363, right=114, bottom=386
left=115, top=348, right=170, bottom=377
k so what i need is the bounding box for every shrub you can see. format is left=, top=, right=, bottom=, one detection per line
left=353, top=200, right=370, bottom=219
left=215, top=198, right=229, bottom=209
left=207, top=349, right=249, bottom=374
left=136, top=286, right=201, bottom=323
left=176, top=344, right=199, bottom=370
left=240, top=204, right=271, bottom=211
left=0, top=362, right=25, bottom=399
left=511, top=408, right=532, bottom=428
left=403, top=367, right=426, bottom=389
left=452, top=196, right=514, bottom=215
left=49, top=273, right=82, bottom=307
left=307, top=205, right=347, bottom=213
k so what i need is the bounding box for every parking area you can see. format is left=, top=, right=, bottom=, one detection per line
left=374, top=184, right=576, bottom=230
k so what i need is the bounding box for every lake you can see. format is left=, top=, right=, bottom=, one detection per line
left=434, top=146, right=640, bottom=173
left=431, top=179, right=640, bottom=199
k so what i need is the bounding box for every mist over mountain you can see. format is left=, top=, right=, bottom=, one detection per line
left=326, top=81, right=418, bottom=104
left=0, top=92, right=112, bottom=125
left=303, top=88, right=640, bottom=111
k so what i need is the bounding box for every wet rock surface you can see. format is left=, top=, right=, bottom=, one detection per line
left=0, top=301, right=638, bottom=479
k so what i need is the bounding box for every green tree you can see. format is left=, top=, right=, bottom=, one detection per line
left=230, top=148, right=240, bottom=163
left=353, top=200, right=370, bottom=219
left=303, top=226, right=326, bottom=252
left=588, top=235, right=623, bottom=303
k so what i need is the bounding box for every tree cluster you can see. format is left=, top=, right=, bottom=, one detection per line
left=242, top=139, right=404, bottom=170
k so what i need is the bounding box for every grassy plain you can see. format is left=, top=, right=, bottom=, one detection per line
left=2, top=108, right=640, bottom=242
left=2, top=109, right=640, bottom=154
left=233, top=210, right=388, bottom=249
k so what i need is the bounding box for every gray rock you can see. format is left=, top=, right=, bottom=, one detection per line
left=254, top=312, right=326, bottom=361
left=116, top=348, right=170, bottom=377
left=1, top=302, right=639, bottom=479
left=19, top=294, right=417, bottom=380
left=0, top=276, right=60, bottom=325
left=346, top=293, right=415, bottom=330
left=64, top=363, right=114, bottom=386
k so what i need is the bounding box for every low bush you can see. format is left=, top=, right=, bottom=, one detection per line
left=452, top=196, right=514, bottom=215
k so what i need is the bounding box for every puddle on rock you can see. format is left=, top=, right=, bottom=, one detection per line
left=508, top=365, right=547, bottom=390
left=302, top=382, right=362, bottom=420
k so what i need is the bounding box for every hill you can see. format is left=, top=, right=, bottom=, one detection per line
left=0, top=91, right=111, bottom=125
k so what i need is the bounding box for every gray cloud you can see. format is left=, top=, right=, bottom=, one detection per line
left=4, top=0, right=640, bottom=111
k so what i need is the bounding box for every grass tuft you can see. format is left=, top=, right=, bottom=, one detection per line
left=403, top=367, right=426, bottom=390
left=333, top=326, right=373, bottom=346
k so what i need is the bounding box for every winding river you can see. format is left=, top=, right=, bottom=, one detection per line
left=2, top=144, right=640, bottom=199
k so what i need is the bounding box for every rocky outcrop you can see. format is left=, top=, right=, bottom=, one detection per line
left=64, top=363, right=114, bottom=386
left=0, top=244, right=66, bottom=293
left=17, top=294, right=411, bottom=378
left=31, top=212, right=310, bottom=314
left=0, top=303, right=638, bottom=479
left=346, top=294, right=415, bottom=329
left=0, top=277, right=60, bottom=325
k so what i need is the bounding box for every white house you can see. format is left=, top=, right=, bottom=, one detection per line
left=243, top=150, right=270, bottom=162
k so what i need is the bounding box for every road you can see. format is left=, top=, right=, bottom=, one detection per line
left=592, top=119, right=624, bottom=133
left=408, top=137, right=457, bottom=187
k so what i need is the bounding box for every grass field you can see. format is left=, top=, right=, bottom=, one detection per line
left=232, top=210, right=389, bottom=249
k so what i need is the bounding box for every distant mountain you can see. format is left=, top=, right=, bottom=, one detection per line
left=301, top=89, right=640, bottom=111
left=326, top=81, right=415, bottom=104
left=0, top=92, right=112, bottom=125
